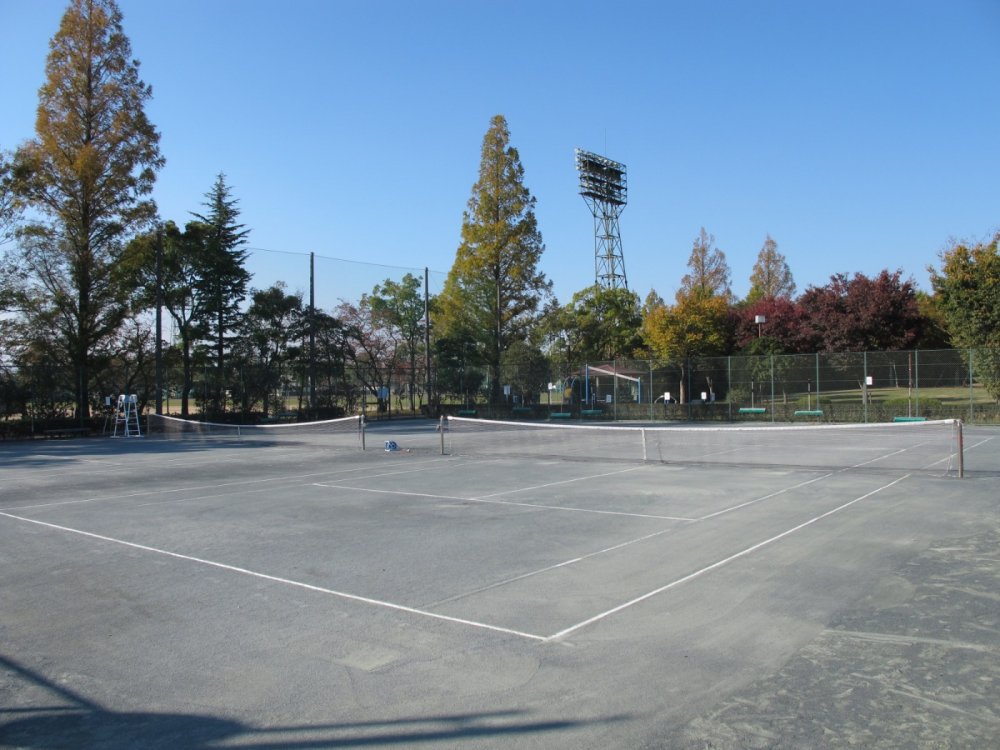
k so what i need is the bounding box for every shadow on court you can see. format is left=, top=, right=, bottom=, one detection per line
left=0, top=655, right=625, bottom=749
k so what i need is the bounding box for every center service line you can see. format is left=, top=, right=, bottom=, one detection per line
left=544, top=474, right=911, bottom=642
left=0, top=510, right=546, bottom=642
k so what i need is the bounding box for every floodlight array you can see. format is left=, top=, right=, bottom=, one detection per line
left=575, top=148, right=627, bottom=206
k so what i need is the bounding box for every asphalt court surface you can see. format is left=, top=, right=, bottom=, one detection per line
left=1, top=421, right=998, bottom=748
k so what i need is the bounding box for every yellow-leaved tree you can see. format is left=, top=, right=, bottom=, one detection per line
left=436, top=115, right=551, bottom=406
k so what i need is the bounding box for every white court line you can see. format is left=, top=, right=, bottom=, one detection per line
left=0, top=510, right=547, bottom=642
left=697, top=472, right=836, bottom=521
left=475, top=466, right=644, bottom=499
left=426, top=525, right=682, bottom=608
left=314, top=482, right=696, bottom=521
left=544, top=474, right=911, bottom=642
left=2, top=459, right=453, bottom=512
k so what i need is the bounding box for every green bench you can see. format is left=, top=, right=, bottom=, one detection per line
left=794, top=410, right=824, bottom=418
left=512, top=406, right=533, bottom=415
left=738, top=407, right=766, bottom=415
left=581, top=409, right=603, bottom=418
left=457, top=409, right=478, bottom=417
left=549, top=412, right=572, bottom=419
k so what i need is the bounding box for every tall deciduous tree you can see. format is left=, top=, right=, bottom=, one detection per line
left=642, top=290, right=732, bottom=403
left=437, top=115, right=551, bottom=405
left=930, top=234, right=1000, bottom=400
left=370, top=273, right=426, bottom=413
left=546, top=285, right=644, bottom=363
left=14, top=0, right=162, bottom=418
left=192, top=173, right=251, bottom=413
left=680, top=228, right=732, bottom=301
left=799, top=270, right=923, bottom=352
left=746, top=234, right=796, bottom=303
left=121, top=220, right=212, bottom=415
left=0, top=149, right=21, bottom=247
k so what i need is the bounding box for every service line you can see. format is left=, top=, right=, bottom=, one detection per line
left=544, top=474, right=911, bottom=642
left=0, top=510, right=547, bottom=642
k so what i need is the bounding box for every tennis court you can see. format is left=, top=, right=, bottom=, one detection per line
left=1, top=418, right=998, bottom=748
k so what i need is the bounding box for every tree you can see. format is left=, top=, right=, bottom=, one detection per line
left=930, top=234, right=1000, bottom=400
left=191, top=173, right=251, bottom=413
left=0, top=149, right=21, bottom=248
left=121, top=220, right=211, bottom=415
left=13, top=0, right=163, bottom=418
left=436, top=115, right=551, bottom=406
left=233, top=283, right=303, bottom=417
left=545, top=285, right=644, bottom=363
left=746, top=235, right=795, bottom=303
left=642, top=290, right=732, bottom=403
left=337, top=298, right=401, bottom=414
left=799, top=270, right=923, bottom=352
left=732, top=297, right=808, bottom=353
left=370, top=273, right=426, bottom=413
left=680, top=228, right=732, bottom=301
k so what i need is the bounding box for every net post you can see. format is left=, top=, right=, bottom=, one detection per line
left=440, top=416, right=446, bottom=455
left=360, top=414, right=366, bottom=450
left=957, top=419, right=964, bottom=478
left=641, top=428, right=647, bottom=461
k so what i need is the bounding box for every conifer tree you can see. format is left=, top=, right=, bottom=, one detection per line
left=680, top=228, right=732, bottom=301
left=437, top=115, right=551, bottom=405
left=191, top=173, right=251, bottom=413
left=746, top=234, right=796, bottom=303
left=14, top=0, right=163, bottom=418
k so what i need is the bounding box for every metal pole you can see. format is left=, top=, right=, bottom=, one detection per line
left=309, top=252, right=316, bottom=414
left=969, top=349, right=975, bottom=423
left=155, top=225, right=164, bottom=415
left=440, top=415, right=446, bottom=455
left=424, top=267, right=431, bottom=414
left=770, top=355, right=775, bottom=423
left=863, top=351, right=869, bottom=424
left=957, top=419, right=964, bottom=479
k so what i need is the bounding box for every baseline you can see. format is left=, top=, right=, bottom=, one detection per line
left=0, top=509, right=547, bottom=642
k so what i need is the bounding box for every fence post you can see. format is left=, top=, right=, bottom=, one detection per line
left=770, top=355, right=775, bottom=423
left=863, top=351, right=869, bottom=423
left=816, top=353, right=820, bottom=411
left=649, top=360, right=654, bottom=421
left=727, top=356, right=732, bottom=421
left=969, top=348, right=975, bottom=423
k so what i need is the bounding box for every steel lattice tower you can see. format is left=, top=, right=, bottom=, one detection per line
left=576, top=148, right=628, bottom=290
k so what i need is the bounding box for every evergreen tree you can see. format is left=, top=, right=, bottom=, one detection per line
left=191, top=173, right=251, bottom=413
left=436, top=115, right=551, bottom=405
left=746, top=234, right=796, bottom=303
left=13, top=0, right=162, bottom=418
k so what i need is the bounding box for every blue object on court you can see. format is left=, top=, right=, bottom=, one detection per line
left=384, top=440, right=398, bottom=452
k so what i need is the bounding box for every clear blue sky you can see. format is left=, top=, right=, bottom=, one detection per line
left=2, top=0, right=998, bottom=313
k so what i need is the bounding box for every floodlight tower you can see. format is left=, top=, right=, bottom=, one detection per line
left=576, top=148, right=628, bottom=290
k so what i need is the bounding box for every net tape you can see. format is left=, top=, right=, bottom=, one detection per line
left=148, top=414, right=363, bottom=447
left=445, top=417, right=963, bottom=476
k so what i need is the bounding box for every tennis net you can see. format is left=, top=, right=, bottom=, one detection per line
left=147, top=414, right=364, bottom=448
left=444, top=417, right=964, bottom=476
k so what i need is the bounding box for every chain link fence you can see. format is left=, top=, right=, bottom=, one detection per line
left=2, top=347, right=998, bottom=438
